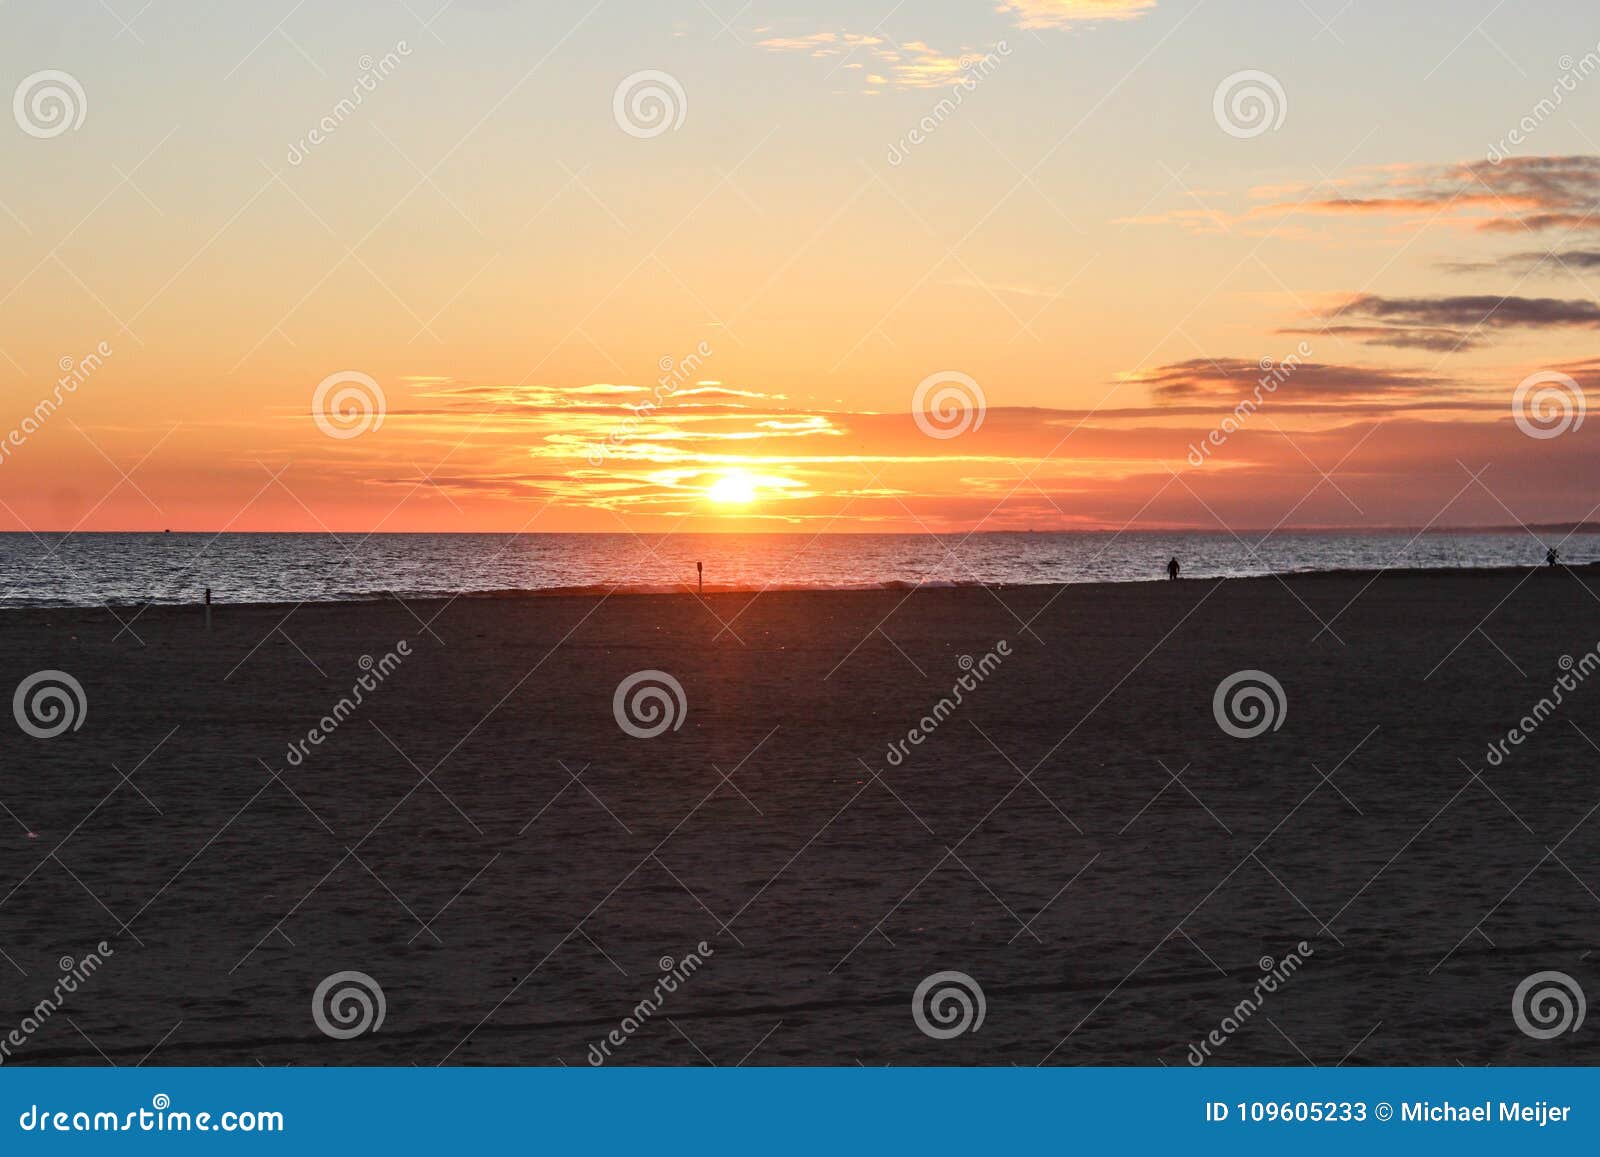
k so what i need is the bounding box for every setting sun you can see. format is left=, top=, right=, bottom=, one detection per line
left=707, top=471, right=757, bottom=505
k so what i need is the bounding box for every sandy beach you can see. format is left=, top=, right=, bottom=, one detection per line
left=1, top=569, right=1598, bottom=1066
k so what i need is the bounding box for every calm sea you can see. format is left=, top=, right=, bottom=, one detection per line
left=0, top=531, right=1592, bottom=609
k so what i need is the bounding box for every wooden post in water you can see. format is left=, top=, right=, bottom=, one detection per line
left=204, top=587, right=212, bottom=631
left=697, top=561, right=703, bottom=596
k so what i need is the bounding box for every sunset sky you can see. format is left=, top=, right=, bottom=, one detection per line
left=3, top=0, right=1599, bottom=532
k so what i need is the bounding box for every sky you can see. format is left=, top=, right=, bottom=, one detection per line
left=2, top=0, right=1599, bottom=533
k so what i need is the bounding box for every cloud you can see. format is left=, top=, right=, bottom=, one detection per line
left=995, top=0, right=1158, bottom=28
left=756, top=31, right=881, bottom=56
left=1274, top=194, right=1517, bottom=216
left=758, top=1, right=1154, bottom=90
left=1279, top=293, right=1600, bottom=354
left=1479, top=212, right=1600, bottom=233
left=1443, top=249, right=1600, bottom=275
left=1132, top=358, right=1448, bottom=402
left=1256, top=155, right=1600, bottom=234
left=1276, top=324, right=1485, bottom=353
left=1338, top=293, right=1600, bottom=331
left=756, top=31, right=979, bottom=91
left=1557, top=356, right=1600, bottom=377
left=1129, top=155, right=1600, bottom=245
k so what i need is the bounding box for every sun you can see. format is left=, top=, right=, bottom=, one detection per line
left=707, top=471, right=757, bottom=505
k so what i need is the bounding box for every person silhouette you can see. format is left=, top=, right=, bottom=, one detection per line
left=1547, top=547, right=1560, bottom=568
left=1167, top=557, right=1180, bottom=581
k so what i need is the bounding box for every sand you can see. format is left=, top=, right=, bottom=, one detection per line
left=1, top=569, right=1598, bottom=1066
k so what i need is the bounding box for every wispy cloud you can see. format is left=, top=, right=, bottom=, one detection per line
left=1443, top=249, right=1600, bottom=274
left=1258, top=155, right=1600, bottom=234
left=1278, top=293, right=1600, bottom=355
left=1276, top=324, right=1486, bottom=353
left=1132, top=358, right=1450, bottom=401
left=996, top=0, right=1158, bottom=28
left=1338, top=293, right=1600, bottom=332
left=1131, top=155, right=1600, bottom=241
left=755, top=32, right=978, bottom=91
left=758, top=1, right=1155, bottom=91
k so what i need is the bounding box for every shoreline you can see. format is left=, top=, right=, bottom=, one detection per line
left=4, top=563, right=1594, bottom=615
left=6, top=525, right=1600, bottom=536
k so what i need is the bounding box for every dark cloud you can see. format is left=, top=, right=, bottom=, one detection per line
left=1136, top=358, right=1447, bottom=402
left=1340, top=293, right=1600, bottom=331
left=1443, top=249, right=1600, bottom=274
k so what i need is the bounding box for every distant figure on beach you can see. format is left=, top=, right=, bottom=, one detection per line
left=1547, top=547, right=1560, bottom=567
left=1167, top=557, right=1180, bottom=581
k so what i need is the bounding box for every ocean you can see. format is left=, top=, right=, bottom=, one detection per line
left=1, top=530, right=1592, bottom=609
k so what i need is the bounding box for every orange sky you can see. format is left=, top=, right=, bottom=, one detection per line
left=4, top=2, right=1599, bottom=533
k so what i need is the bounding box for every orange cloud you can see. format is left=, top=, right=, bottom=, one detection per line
left=1253, top=155, right=1600, bottom=233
